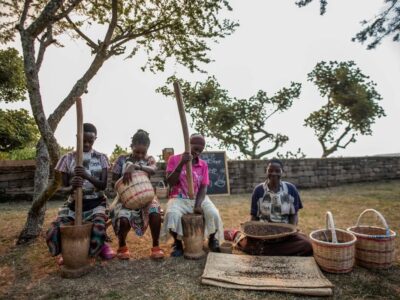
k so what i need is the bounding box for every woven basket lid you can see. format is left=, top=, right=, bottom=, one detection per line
left=241, top=221, right=297, bottom=240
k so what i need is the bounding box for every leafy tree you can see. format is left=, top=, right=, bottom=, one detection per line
left=0, top=48, right=38, bottom=158
left=305, top=61, right=385, bottom=157
left=0, top=48, right=27, bottom=103
left=276, top=148, right=306, bottom=159
left=1, top=0, right=238, bottom=243
left=0, top=109, right=39, bottom=152
left=109, top=144, right=129, bottom=163
left=296, top=0, right=400, bottom=49
left=158, top=76, right=301, bottom=159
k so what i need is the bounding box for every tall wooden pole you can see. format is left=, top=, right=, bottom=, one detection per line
left=75, top=98, right=83, bottom=225
left=173, top=82, right=194, bottom=200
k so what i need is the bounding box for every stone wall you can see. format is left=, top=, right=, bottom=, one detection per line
left=228, top=156, right=400, bottom=194
left=1, top=156, right=399, bottom=201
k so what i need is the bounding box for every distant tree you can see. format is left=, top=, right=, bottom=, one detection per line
left=305, top=61, right=385, bottom=158
left=276, top=148, right=306, bottom=159
left=1, top=0, right=238, bottom=243
left=296, top=0, right=400, bottom=49
left=0, top=48, right=39, bottom=156
left=0, top=109, right=39, bottom=152
left=158, top=76, right=301, bottom=159
left=109, top=144, right=129, bottom=163
left=0, top=48, right=26, bottom=103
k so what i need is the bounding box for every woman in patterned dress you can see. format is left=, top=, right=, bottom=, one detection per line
left=111, top=130, right=164, bottom=259
left=46, top=123, right=115, bottom=264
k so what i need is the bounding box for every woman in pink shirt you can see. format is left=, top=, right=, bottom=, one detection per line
left=162, top=134, right=224, bottom=257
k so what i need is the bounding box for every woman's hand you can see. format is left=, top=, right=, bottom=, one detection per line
left=125, top=163, right=141, bottom=173
left=122, top=172, right=133, bottom=185
left=74, top=166, right=89, bottom=180
left=179, top=152, right=192, bottom=166
left=71, top=176, right=84, bottom=189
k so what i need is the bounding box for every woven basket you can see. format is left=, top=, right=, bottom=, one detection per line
left=310, top=212, right=357, bottom=274
left=155, top=181, right=169, bottom=199
left=241, top=221, right=297, bottom=242
left=114, top=171, right=155, bottom=210
left=347, top=209, right=396, bottom=269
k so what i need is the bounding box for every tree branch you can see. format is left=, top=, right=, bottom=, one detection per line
left=48, top=0, right=119, bottom=130
left=65, top=15, right=98, bottom=50
left=26, top=0, right=83, bottom=38
left=255, top=138, right=282, bottom=159
left=36, top=25, right=56, bottom=70
left=18, top=0, right=32, bottom=30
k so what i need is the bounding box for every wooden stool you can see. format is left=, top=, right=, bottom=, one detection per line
left=182, top=213, right=205, bottom=260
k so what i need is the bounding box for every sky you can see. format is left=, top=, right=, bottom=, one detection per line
left=3, top=0, right=400, bottom=159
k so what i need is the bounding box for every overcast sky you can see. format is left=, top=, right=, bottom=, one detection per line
left=4, top=0, right=400, bottom=159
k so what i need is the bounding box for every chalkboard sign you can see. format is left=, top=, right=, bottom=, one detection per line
left=200, top=151, right=230, bottom=195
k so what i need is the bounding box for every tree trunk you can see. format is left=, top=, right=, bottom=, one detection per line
left=17, top=140, right=53, bottom=244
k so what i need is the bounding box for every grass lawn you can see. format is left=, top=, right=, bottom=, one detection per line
left=0, top=180, right=399, bottom=299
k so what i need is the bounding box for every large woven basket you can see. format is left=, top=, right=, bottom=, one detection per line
left=241, top=221, right=297, bottom=243
left=347, top=209, right=396, bottom=269
left=155, top=181, right=169, bottom=199
left=310, top=212, right=357, bottom=274
left=115, top=171, right=155, bottom=210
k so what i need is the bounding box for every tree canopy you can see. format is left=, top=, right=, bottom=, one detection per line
left=0, top=48, right=26, bottom=103
left=158, top=76, right=302, bottom=159
left=0, top=109, right=39, bottom=152
left=296, top=0, right=400, bottom=49
left=305, top=61, right=386, bottom=157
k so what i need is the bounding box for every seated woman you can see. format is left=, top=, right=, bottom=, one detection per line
left=111, top=129, right=164, bottom=260
left=162, top=134, right=224, bottom=257
left=225, top=159, right=313, bottom=256
left=46, top=123, right=115, bottom=264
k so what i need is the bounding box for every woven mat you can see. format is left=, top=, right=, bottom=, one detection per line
left=201, top=253, right=333, bottom=296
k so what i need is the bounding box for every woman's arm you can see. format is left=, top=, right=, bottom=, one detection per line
left=193, top=184, right=207, bottom=214
left=166, top=152, right=191, bottom=186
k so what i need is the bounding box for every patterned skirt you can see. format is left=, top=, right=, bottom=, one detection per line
left=110, top=197, right=161, bottom=236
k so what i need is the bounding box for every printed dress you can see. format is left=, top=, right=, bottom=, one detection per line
left=111, top=155, right=161, bottom=236
left=46, top=150, right=110, bottom=257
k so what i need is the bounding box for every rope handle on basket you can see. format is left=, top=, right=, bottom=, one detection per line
left=326, top=211, right=338, bottom=243
left=356, top=209, right=391, bottom=237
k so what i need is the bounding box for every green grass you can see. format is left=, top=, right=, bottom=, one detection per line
left=0, top=180, right=399, bottom=299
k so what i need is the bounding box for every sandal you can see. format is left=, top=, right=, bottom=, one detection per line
left=224, top=229, right=239, bottom=241
left=208, top=237, right=220, bottom=252
left=150, top=246, right=165, bottom=259
left=171, top=242, right=183, bottom=257
left=100, top=243, right=116, bottom=260
left=56, top=255, right=64, bottom=266
left=117, top=246, right=130, bottom=260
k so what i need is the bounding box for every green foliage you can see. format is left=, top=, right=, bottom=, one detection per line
left=276, top=148, right=306, bottom=159
left=0, top=109, right=40, bottom=152
left=109, top=144, right=129, bottom=163
left=305, top=61, right=385, bottom=157
left=158, top=76, right=301, bottom=159
left=0, top=146, right=36, bottom=160
left=296, top=0, right=400, bottom=49
left=60, top=146, right=74, bottom=156
left=1, top=0, right=238, bottom=73
left=0, top=48, right=26, bottom=103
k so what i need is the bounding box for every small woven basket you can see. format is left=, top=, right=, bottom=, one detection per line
left=241, top=221, right=297, bottom=243
left=347, top=209, right=396, bottom=269
left=155, top=181, right=169, bottom=199
left=115, top=171, right=155, bottom=210
left=310, top=211, right=357, bottom=274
